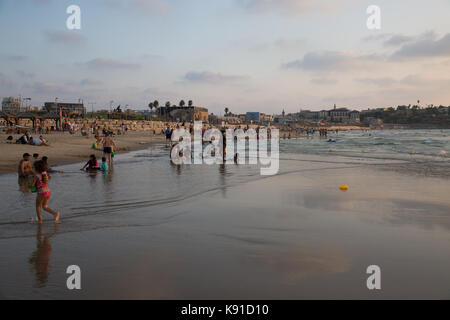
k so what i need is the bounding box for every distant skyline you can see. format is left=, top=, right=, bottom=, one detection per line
left=1, top=0, right=450, bottom=114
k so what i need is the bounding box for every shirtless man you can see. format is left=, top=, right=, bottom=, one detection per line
left=102, top=133, right=117, bottom=167
left=18, top=153, right=33, bottom=178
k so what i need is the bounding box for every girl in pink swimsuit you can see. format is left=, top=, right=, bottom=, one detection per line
left=31, top=160, right=60, bottom=223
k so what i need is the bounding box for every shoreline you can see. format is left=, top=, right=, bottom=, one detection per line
left=0, top=131, right=166, bottom=175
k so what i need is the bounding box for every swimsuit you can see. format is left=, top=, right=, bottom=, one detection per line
left=36, top=173, right=51, bottom=198
left=103, top=147, right=112, bottom=154
left=87, top=159, right=99, bottom=170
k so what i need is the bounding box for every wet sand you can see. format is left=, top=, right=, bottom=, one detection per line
left=0, top=131, right=165, bottom=174
left=0, top=144, right=449, bottom=299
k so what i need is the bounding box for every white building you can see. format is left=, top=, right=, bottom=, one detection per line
left=2, top=97, right=22, bottom=114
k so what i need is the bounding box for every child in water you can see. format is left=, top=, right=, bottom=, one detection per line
left=30, top=160, right=60, bottom=223
left=101, top=156, right=109, bottom=172
left=81, top=154, right=100, bottom=171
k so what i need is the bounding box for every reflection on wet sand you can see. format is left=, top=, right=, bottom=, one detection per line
left=243, top=243, right=352, bottom=284
left=28, top=224, right=59, bottom=288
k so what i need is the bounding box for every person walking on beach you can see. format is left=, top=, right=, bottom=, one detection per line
left=102, top=133, right=116, bottom=167
left=30, top=160, right=60, bottom=223
left=165, top=126, right=172, bottom=147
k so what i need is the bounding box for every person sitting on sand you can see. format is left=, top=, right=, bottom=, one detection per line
left=30, top=160, right=60, bottom=223
left=81, top=154, right=100, bottom=171
left=18, top=153, right=33, bottom=178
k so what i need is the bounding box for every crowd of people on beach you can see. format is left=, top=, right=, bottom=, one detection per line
left=16, top=130, right=118, bottom=224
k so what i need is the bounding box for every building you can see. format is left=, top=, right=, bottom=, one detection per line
left=349, top=110, right=361, bottom=122
left=223, top=115, right=242, bottom=124
left=299, top=110, right=320, bottom=120
left=329, top=107, right=350, bottom=121
left=26, top=106, right=41, bottom=112
left=260, top=113, right=274, bottom=123
left=246, top=112, right=260, bottom=122
left=44, top=102, right=86, bottom=116
left=2, top=97, right=22, bottom=114
left=159, top=105, right=209, bottom=122
left=298, top=105, right=360, bottom=123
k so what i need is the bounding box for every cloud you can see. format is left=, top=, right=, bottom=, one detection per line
left=362, top=33, right=412, bottom=47
left=140, top=53, right=164, bottom=60
left=107, top=0, right=170, bottom=16
left=32, top=0, right=50, bottom=4
left=24, top=81, right=77, bottom=95
left=183, top=71, right=249, bottom=84
left=83, top=58, right=140, bottom=70
left=392, top=32, right=450, bottom=59
left=310, top=77, right=338, bottom=85
left=0, top=73, right=16, bottom=89
left=356, top=75, right=450, bottom=88
left=16, top=70, right=35, bottom=78
left=274, top=37, right=306, bottom=49
left=247, top=37, right=305, bottom=52
left=237, top=0, right=351, bottom=15
left=283, top=51, right=382, bottom=71
left=80, top=78, right=103, bottom=86
left=3, top=55, right=28, bottom=61
left=362, top=33, right=392, bottom=42
left=383, top=34, right=414, bottom=47
left=43, top=30, right=86, bottom=44
left=356, top=77, right=397, bottom=87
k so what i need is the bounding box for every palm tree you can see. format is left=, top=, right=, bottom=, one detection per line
left=179, top=100, right=185, bottom=107
left=188, top=100, right=193, bottom=107
left=148, top=102, right=154, bottom=111
left=164, top=101, right=171, bottom=121
left=153, top=100, right=160, bottom=116
left=224, top=107, right=229, bottom=116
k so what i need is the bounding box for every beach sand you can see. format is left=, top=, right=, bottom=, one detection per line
left=0, top=131, right=165, bottom=174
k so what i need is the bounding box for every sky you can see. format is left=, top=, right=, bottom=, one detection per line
left=0, top=0, right=450, bottom=115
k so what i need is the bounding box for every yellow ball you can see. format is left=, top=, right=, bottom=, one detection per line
left=339, top=185, right=349, bottom=191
